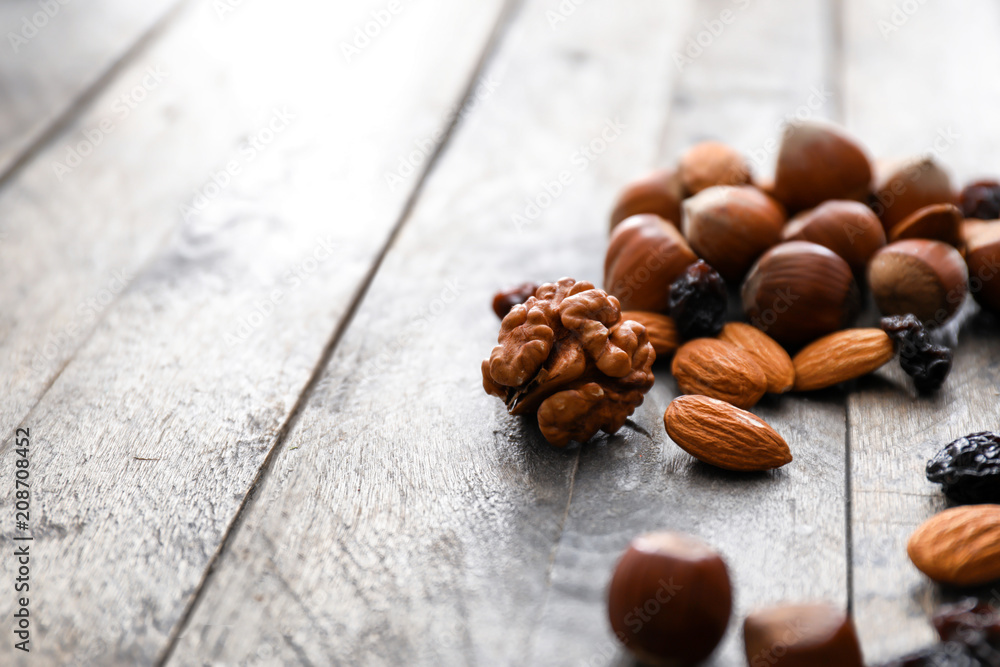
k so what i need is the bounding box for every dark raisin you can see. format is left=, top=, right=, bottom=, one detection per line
left=926, top=432, right=1000, bottom=503
left=880, top=315, right=954, bottom=393
left=492, top=282, right=539, bottom=319
left=959, top=180, right=1000, bottom=220
left=668, top=260, right=727, bottom=339
left=877, top=642, right=986, bottom=667
left=934, top=598, right=1000, bottom=645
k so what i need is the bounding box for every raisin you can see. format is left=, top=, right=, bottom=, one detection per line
left=668, top=260, right=727, bottom=339
left=492, top=282, right=539, bottom=319
left=927, top=432, right=1000, bottom=504
left=934, top=598, right=1000, bottom=645
left=878, top=642, right=987, bottom=667
left=880, top=314, right=954, bottom=393
left=959, top=180, right=1000, bottom=220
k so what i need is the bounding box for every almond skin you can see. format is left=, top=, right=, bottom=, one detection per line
left=621, top=311, right=679, bottom=357
left=664, top=395, right=792, bottom=471
left=907, top=505, right=1000, bottom=586
left=718, top=322, right=795, bottom=394
left=792, top=329, right=895, bottom=391
left=671, top=338, right=768, bottom=409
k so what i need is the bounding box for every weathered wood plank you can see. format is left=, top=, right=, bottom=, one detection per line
left=0, top=0, right=178, bottom=177
left=528, top=1, right=848, bottom=665
left=167, top=1, right=703, bottom=665
left=843, top=0, right=1000, bottom=661
left=0, top=1, right=508, bottom=665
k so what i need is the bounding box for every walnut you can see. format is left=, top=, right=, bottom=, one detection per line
left=482, top=278, right=656, bottom=447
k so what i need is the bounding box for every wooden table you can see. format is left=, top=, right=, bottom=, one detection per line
left=2, top=0, right=998, bottom=664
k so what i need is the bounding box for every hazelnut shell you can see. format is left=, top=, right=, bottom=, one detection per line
left=772, top=122, right=872, bottom=213
left=965, top=224, right=1000, bottom=313
left=610, top=169, right=684, bottom=230
left=605, top=214, right=698, bottom=312
left=872, top=157, right=955, bottom=232
left=867, top=239, right=968, bottom=326
left=782, top=200, right=886, bottom=276
left=888, top=203, right=962, bottom=247
left=678, top=141, right=751, bottom=195
left=743, top=603, right=864, bottom=667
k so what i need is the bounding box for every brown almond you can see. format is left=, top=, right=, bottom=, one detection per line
left=621, top=311, right=679, bottom=357
left=792, top=329, right=895, bottom=391
left=718, top=322, right=795, bottom=394
left=671, top=338, right=768, bottom=409
left=907, top=505, right=1000, bottom=586
left=664, top=395, right=792, bottom=471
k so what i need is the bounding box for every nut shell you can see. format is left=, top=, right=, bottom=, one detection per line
left=872, top=156, right=954, bottom=232
left=682, top=185, right=785, bottom=283
left=743, top=603, right=864, bottom=667
left=610, top=169, right=684, bottom=230
left=742, top=241, right=861, bottom=347
left=965, top=223, right=1000, bottom=313
left=888, top=203, right=962, bottom=247
left=678, top=141, right=751, bottom=195
left=605, top=214, right=698, bottom=312
left=718, top=322, right=795, bottom=394
left=867, top=239, right=968, bottom=326
left=782, top=200, right=886, bottom=276
left=907, top=504, right=1000, bottom=586
left=608, top=531, right=732, bottom=666
left=671, top=338, right=768, bottom=409
left=772, top=122, right=872, bottom=213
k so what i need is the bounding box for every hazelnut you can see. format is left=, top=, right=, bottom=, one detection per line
left=887, top=202, right=962, bottom=247
left=678, top=141, right=751, bottom=195
left=743, top=603, right=864, bottom=667
left=871, top=156, right=954, bottom=232
left=491, top=282, right=539, bottom=319
left=610, top=169, right=684, bottom=230
left=867, top=239, right=968, bottom=326
left=608, top=531, right=731, bottom=666
left=782, top=200, right=886, bottom=276
left=958, top=178, right=1000, bottom=220
left=965, top=223, right=1000, bottom=313
left=682, top=185, right=785, bottom=283
left=742, top=241, right=861, bottom=347
left=771, top=122, right=872, bottom=213
left=605, top=214, right=698, bottom=312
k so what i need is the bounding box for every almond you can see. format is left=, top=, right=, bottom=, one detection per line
left=621, top=311, right=679, bottom=357
left=718, top=322, right=795, bottom=394
left=792, top=328, right=895, bottom=391
left=664, top=395, right=792, bottom=471
left=907, top=505, right=1000, bottom=586
left=671, top=338, right=767, bottom=409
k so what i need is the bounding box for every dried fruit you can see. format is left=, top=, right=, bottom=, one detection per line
left=678, top=141, right=751, bottom=195
left=782, top=200, right=886, bottom=277
left=667, top=260, right=727, bottom=340
left=743, top=603, right=864, bottom=667
left=881, top=314, right=954, bottom=393
left=718, top=322, right=795, bottom=394
left=792, top=328, right=895, bottom=391
left=482, top=278, right=655, bottom=447
left=492, top=282, right=539, bottom=319
left=868, top=240, right=968, bottom=327
left=671, top=338, right=767, bottom=409
left=771, top=122, right=872, bottom=213
left=959, top=179, right=1000, bottom=220
left=682, top=185, right=785, bottom=283
left=741, top=241, right=861, bottom=346
left=907, top=504, right=1000, bottom=587
left=621, top=311, right=680, bottom=357
left=926, top=432, right=1000, bottom=504
left=608, top=532, right=732, bottom=666
left=664, top=395, right=792, bottom=471
left=610, top=169, right=684, bottom=230
left=605, top=214, right=698, bottom=312
left=879, top=599, right=1000, bottom=666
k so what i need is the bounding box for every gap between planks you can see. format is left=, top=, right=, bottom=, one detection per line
left=153, top=2, right=526, bottom=664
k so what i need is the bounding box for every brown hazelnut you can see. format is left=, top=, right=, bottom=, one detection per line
left=682, top=185, right=785, bottom=283
left=608, top=531, right=731, bottom=666
left=771, top=122, right=872, bottom=213
left=743, top=602, right=864, bottom=667
left=605, top=214, right=698, bottom=312
left=782, top=200, right=886, bottom=276
left=742, top=241, right=861, bottom=347
left=868, top=239, right=969, bottom=326
left=678, top=141, right=751, bottom=195
left=491, top=282, right=539, bottom=319
left=610, top=169, right=684, bottom=230
left=887, top=202, right=962, bottom=247
left=871, top=156, right=955, bottom=232
left=965, top=223, right=1000, bottom=313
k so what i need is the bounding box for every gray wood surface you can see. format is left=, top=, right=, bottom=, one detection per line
left=0, top=0, right=508, bottom=664
left=843, top=0, right=1000, bottom=661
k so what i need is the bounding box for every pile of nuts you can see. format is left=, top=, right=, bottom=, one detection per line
left=482, top=121, right=1000, bottom=664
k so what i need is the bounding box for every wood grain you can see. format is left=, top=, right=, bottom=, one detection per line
left=167, top=1, right=703, bottom=665
left=0, top=1, right=508, bottom=665
left=843, top=0, right=1000, bottom=661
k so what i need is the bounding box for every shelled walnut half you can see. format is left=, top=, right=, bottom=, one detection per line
left=482, top=278, right=656, bottom=447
